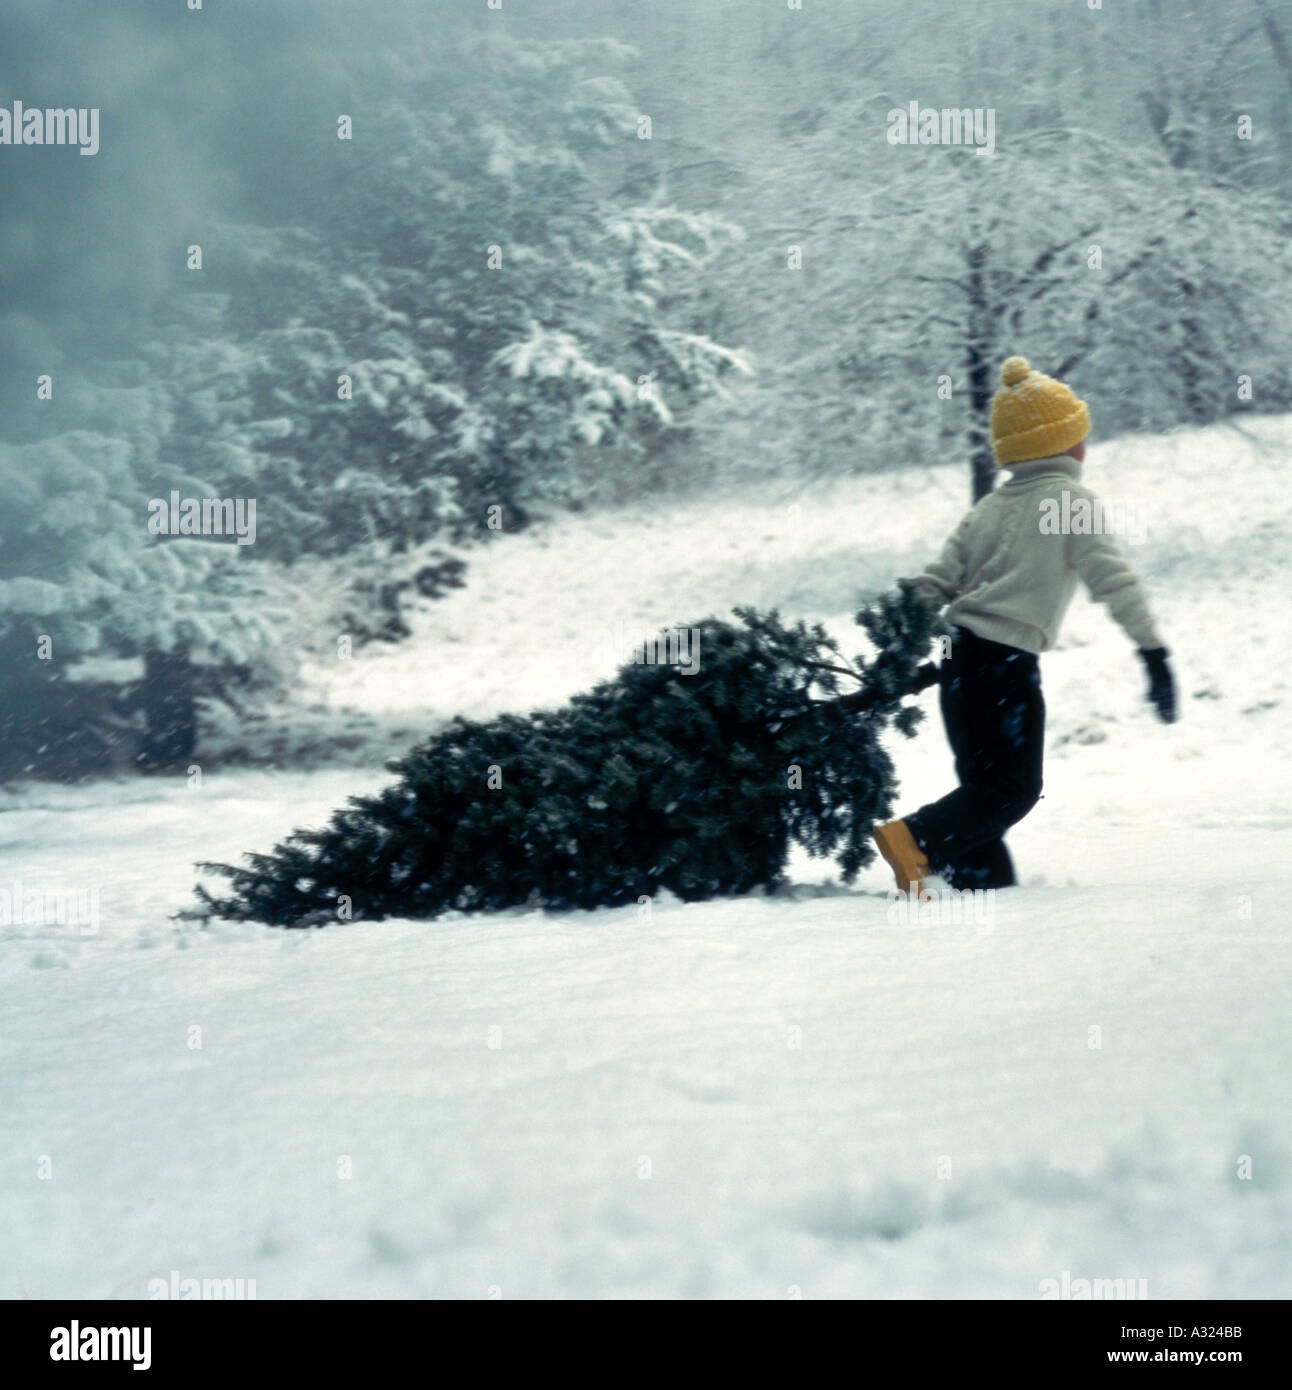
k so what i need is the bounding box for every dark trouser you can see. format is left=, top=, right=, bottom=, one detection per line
left=905, top=626, right=1045, bottom=890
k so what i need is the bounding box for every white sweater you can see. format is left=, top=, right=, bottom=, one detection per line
left=907, top=454, right=1164, bottom=654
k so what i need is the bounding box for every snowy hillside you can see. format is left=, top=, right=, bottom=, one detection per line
left=3, top=420, right=1290, bottom=1299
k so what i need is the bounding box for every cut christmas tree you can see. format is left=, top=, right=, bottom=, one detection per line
left=196, top=585, right=937, bottom=926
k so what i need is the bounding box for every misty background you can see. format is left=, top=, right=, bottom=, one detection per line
left=3, top=0, right=1291, bottom=777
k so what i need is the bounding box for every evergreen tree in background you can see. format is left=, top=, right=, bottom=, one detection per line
left=197, top=586, right=936, bottom=926
left=0, top=32, right=749, bottom=777
left=149, top=34, right=747, bottom=610
left=0, top=408, right=306, bottom=779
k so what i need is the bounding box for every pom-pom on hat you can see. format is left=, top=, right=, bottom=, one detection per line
left=990, top=356, right=1091, bottom=465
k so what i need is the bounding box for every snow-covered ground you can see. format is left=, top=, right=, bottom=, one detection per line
left=3, top=420, right=1290, bottom=1298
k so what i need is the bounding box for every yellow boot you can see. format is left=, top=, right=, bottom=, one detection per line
left=872, top=820, right=930, bottom=895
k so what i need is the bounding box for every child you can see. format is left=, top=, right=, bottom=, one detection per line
left=873, top=356, right=1177, bottom=895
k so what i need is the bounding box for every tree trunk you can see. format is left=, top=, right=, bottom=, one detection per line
left=966, top=244, right=998, bottom=503
left=139, top=647, right=197, bottom=770
left=1179, top=280, right=1205, bottom=422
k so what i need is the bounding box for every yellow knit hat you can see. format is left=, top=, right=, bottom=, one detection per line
left=990, top=356, right=1091, bottom=466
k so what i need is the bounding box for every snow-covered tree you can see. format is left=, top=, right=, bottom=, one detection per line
left=142, top=34, right=748, bottom=653
left=311, top=35, right=750, bottom=517
left=698, top=106, right=1292, bottom=501
left=642, top=0, right=1292, bottom=497
left=0, top=418, right=292, bottom=776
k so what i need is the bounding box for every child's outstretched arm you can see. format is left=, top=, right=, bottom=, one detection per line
left=1067, top=526, right=1163, bottom=651
left=1068, top=526, right=1177, bottom=722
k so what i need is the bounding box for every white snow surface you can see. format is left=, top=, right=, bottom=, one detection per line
left=3, top=420, right=1291, bottom=1299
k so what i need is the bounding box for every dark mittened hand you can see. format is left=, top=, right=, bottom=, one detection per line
left=1138, top=647, right=1177, bottom=724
